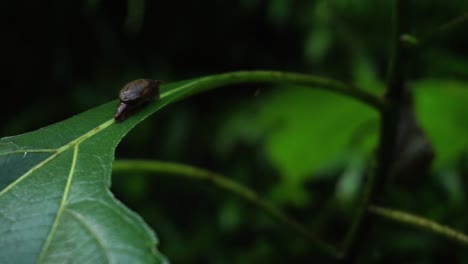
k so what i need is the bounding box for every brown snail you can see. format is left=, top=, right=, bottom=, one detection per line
left=114, top=79, right=163, bottom=122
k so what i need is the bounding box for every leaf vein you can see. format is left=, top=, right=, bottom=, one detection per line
left=37, top=144, right=79, bottom=263
left=64, top=208, right=111, bottom=263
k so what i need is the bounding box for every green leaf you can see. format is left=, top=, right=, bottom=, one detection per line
left=0, top=79, right=198, bottom=263
left=414, top=79, right=468, bottom=168
left=259, top=87, right=378, bottom=205
left=0, top=71, right=381, bottom=262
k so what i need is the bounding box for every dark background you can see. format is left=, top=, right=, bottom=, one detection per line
left=2, top=0, right=468, bottom=263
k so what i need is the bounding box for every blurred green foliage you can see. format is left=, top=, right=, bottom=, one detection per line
left=2, top=0, right=468, bottom=262
left=414, top=80, right=468, bottom=168
left=258, top=87, right=378, bottom=206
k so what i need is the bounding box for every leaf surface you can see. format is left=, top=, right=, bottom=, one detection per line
left=0, top=79, right=197, bottom=263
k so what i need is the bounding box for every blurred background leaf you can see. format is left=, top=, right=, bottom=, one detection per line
left=414, top=79, right=468, bottom=169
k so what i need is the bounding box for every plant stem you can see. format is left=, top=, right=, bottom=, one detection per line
left=341, top=0, right=408, bottom=260
left=403, top=12, right=468, bottom=47
left=385, top=0, right=408, bottom=101
left=193, top=71, right=385, bottom=112
left=428, top=11, right=468, bottom=39
left=112, top=159, right=341, bottom=258
left=369, top=205, right=468, bottom=246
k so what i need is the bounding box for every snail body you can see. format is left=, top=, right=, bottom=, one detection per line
left=114, top=79, right=163, bottom=122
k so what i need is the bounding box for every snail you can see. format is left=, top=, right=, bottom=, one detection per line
left=114, top=79, right=163, bottom=122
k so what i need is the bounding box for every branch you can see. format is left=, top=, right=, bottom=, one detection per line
left=341, top=0, right=409, bottom=260
left=369, top=205, right=468, bottom=246
left=385, top=0, right=408, bottom=101
left=112, top=159, right=342, bottom=258
left=401, top=12, right=468, bottom=47
left=196, top=71, right=385, bottom=112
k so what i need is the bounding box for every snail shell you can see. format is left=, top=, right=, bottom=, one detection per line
left=114, top=79, right=162, bottom=122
